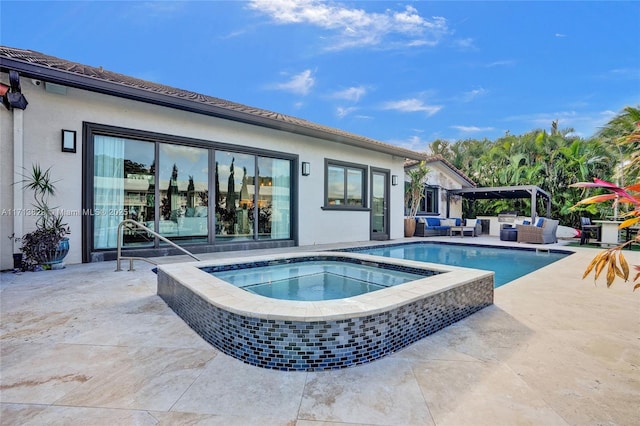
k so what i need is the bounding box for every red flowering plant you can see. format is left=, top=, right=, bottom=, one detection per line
left=570, top=178, right=640, bottom=290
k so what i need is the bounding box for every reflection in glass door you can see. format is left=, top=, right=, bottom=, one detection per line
left=158, top=144, right=209, bottom=243
left=371, top=169, right=389, bottom=240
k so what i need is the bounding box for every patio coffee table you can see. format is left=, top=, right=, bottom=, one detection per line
left=449, top=226, right=476, bottom=237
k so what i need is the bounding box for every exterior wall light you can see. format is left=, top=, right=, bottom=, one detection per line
left=62, top=129, right=76, bottom=153
left=392, top=175, right=398, bottom=186
left=302, top=162, right=310, bottom=176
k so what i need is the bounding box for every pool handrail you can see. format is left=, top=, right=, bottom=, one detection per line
left=116, top=219, right=201, bottom=271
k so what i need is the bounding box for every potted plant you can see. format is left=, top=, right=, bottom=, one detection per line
left=7, top=233, right=23, bottom=271
left=19, top=164, right=70, bottom=270
left=404, top=161, right=430, bottom=237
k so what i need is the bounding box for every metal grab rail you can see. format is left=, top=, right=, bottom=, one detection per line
left=116, top=219, right=201, bottom=271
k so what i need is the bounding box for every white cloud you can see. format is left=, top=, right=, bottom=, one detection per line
left=454, top=37, right=476, bottom=49
left=331, top=86, right=367, bottom=102
left=462, top=87, right=488, bottom=102
left=220, top=30, right=246, bottom=39
left=607, top=67, right=640, bottom=79
left=504, top=109, right=614, bottom=137
left=451, top=125, right=494, bottom=133
left=485, top=60, right=515, bottom=68
left=271, top=69, right=315, bottom=95
left=247, top=0, right=449, bottom=50
left=336, top=106, right=358, bottom=118
left=381, top=98, right=442, bottom=116
left=386, top=135, right=430, bottom=152
left=555, top=33, right=567, bottom=37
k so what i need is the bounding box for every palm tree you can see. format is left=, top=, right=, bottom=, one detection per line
left=597, top=106, right=640, bottom=185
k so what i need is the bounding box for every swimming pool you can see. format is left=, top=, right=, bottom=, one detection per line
left=157, top=252, right=493, bottom=370
left=345, top=242, right=571, bottom=287
left=205, top=257, right=436, bottom=301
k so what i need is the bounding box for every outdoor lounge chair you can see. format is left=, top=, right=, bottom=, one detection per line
left=516, top=218, right=559, bottom=244
left=580, top=217, right=601, bottom=245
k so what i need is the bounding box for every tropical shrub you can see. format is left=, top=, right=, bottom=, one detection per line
left=404, top=161, right=430, bottom=218
left=571, top=179, right=639, bottom=290
left=19, top=164, right=70, bottom=269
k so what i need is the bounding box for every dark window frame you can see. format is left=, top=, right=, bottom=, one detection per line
left=419, top=186, right=439, bottom=215
left=82, top=122, right=298, bottom=262
left=404, top=184, right=439, bottom=216
left=322, top=158, right=369, bottom=211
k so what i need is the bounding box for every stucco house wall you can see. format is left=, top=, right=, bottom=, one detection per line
left=404, top=158, right=475, bottom=220
left=1, top=58, right=411, bottom=269
left=2, top=47, right=482, bottom=270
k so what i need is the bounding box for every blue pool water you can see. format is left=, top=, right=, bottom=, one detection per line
left=349, top=242, right=570, bottom=287
left=208, top=259, right=432, bottom=301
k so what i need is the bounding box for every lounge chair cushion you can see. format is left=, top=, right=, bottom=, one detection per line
left=426, top=217, right=441, bottom=226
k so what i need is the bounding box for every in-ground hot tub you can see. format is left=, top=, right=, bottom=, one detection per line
left=157, top=252, right=494, bottom=371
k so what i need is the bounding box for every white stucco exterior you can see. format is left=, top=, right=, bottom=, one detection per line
left=1, top=70, right=410, bottom=269
left=1, top=45, right=477, bottom=270
left=404, top=160, right=472, bottom=219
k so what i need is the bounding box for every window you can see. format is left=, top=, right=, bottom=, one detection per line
left=88, top=124, right=294, bottom=252
left=159, top=144, right=209, bottom=243
left=93, top=136, right=155, bottom=249
left=257, top=157, right=291, bottom=240
left=325, top=160, right=367, bottom=208
left=422, top=186, right=438, bottom=214
left=404, top=185, right=438, bottom=215
left=215, top=151, right=255, bottom=241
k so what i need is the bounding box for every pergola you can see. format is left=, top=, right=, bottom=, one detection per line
left=446, top=185, right=552, bottom=224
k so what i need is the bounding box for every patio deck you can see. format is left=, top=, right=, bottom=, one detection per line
left=1, top=236, right=638, bottom=425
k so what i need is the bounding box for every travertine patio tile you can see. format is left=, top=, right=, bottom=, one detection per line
left=1, top=239, right=638, bottom=425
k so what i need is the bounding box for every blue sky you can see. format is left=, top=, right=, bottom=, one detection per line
left=2, top=1, right=639, bottom=152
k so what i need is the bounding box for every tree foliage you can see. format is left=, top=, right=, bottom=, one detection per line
left=571, top=178, right=640, bottom=290
left=430, top=106, right=640, bottom=227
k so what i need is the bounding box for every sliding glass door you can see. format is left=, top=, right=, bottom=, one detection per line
left=91, top=130, right=293, bottom=251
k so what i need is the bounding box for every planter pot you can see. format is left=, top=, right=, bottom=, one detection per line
left=13, top=253, right=23, bottom=270
left=38, top=237, right=70, bottom=265
left=404, top=218, right=416, bottom=237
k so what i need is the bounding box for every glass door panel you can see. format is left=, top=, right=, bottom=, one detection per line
left=257, top=157, right=291, bottom=240
left=93, top=136, right=155, bottom=248
left=158, top=144, right=209, bottom=243
left=371, top=170, right=389, bottom=240
left=215, top=151, right=255, bottom=241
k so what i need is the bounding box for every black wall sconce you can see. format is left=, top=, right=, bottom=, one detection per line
left=62, top=129, right=76, bottom=153
left=302, top=162, right=310, bottom=176
left=392, top=175, right=398, bottom=186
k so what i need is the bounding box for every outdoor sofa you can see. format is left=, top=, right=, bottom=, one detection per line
left=414, top=217, right=481, bottom=237
left=516, top=217, right=559, bottom=244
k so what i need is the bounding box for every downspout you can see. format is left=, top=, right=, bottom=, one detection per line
left=6, top=69, right=28, bottom=255
left=13, top=108, right=24, bottom=253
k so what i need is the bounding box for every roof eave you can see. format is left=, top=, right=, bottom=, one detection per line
left=0, top=56, right=424, bottom=161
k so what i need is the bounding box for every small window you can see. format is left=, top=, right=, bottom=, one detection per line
left=404, top=185, right=438, bottom=215
left=422, top=186, right=439, bottom=214
left=325, top=160, right=367, bottom=208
